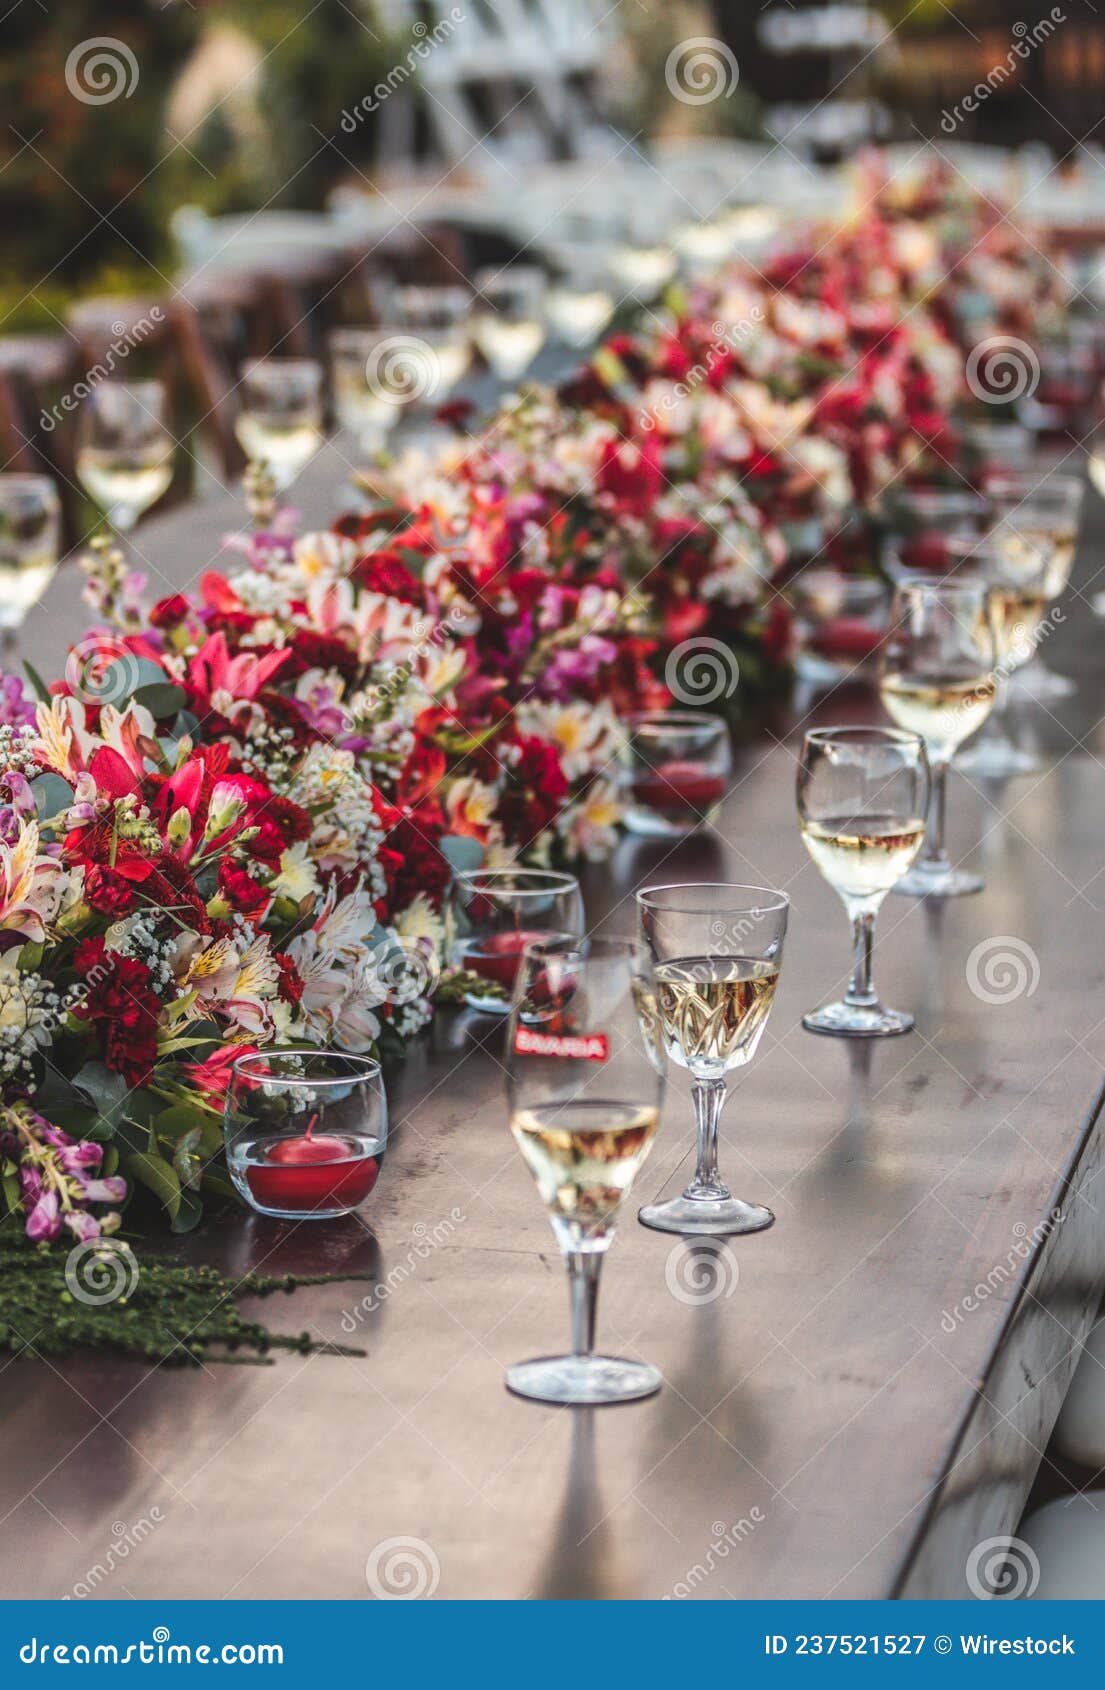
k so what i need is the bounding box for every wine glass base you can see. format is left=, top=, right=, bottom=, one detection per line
left=803, top=1001, right=914, bottom=1038
left=505, top=1354, right=662, bottom=1406
left=462, top=992, right=510, bottom=1014
left=891, top=863, right=984, bottom=898
left=956, top=741, right=1041, bottom=778
left=638, top=1194, right=775, bottom=1236
left=623, top=808, right=699, bottom=838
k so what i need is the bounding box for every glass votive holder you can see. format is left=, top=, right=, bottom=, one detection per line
left=789, top=569, right=889, bottom=685
left=225, top=1049, right=387, bottom=1221
left=446, top=869, right=584, bottom=1013
left=620, top=711, right=731, bottom=837
left=882, top=486, right=989, bottom=575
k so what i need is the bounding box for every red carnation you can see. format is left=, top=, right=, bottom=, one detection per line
left=274, top=952, right=305, bottom=1007
left=149, top=593, right=190, bottom=629
left=72, top=937, right=161, bottom=1087
left=218, top=859, right=270, bottom=920
left=83, top=865, right=138, bottom=919
left=497, top=736, right=569, bottom=849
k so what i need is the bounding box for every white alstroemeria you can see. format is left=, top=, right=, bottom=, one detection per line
left=560, top=777, right=622, bottom=862
left=178, top=930, right=281, bottom=1039
left=0, top=819, right=68, bottom=942
left=272, top=842, right=321, bottom=903
left=517, top=700, right=622, bottom=783
left=395, top=893, right=444, bottom=953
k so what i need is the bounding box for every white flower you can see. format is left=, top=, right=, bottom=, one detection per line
left=395, top=894, right=444, bottom=952
left=272, top=842, right=320, bottom=903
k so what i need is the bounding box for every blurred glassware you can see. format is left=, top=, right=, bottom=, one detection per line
left=987, top=470, right=1084, bottom=700
left=881, top=486, right=989, bottom=576
left=235, top=358, right=323, bottom=491
left=788, top=569, right=889, bottom=687
left=446, top=868, right=584, bottom=1013
left=963, top=420, right=1036, bottom=486
left=470, top=266, right=547, bottom=382
left=0, top=473, right=61, bottom=647
left=329, top=327, right=405, bottom=454
left=607, top=206, right=678, bottom=303
left=620, top=711, right=731, bottom=837
left=544, top=245, right=615, bottom=349
left=76, top=379, right=174, bottom=532
left=1020, top=324, right=1100, bottom=438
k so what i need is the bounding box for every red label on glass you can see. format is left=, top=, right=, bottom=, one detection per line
left=513, top=1027, right=609, bottom=1062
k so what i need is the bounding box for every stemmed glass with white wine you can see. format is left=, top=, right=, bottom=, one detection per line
left=636, top=884, right=788, bottom=1236
left=504, top=934, right=666, bottom=1406
left=879, top=573, right=998, bottom=894
left=470, top=266, right=547, bottom=383
left=76, top=380, right=174, bottom=532
left=798, top=726, right=929, bottom=1037
left=987, top=471, right=1084, bottom=701
left=235, top=358, right=323, bottom=491
left=0, top=474, right=61, bottom=653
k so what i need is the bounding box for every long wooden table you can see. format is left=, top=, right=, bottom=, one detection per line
left=5, top=450, right=1105, bottom=1600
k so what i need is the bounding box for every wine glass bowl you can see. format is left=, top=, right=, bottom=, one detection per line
left=798, top=726, right=929, bottom=1036
left=329, top=327, right=407, bottom=452
left=225, top=1049, right=387, bottom=1221
left=789, top=569, right=889, bottom=686
left=0, top=473, right=61, bottom=638
left=620, top=711, right=731, bottom=837
left=235, top=358, right=323, bottom=490
left=636, top=883, right=788, bottom=1236
left=76, top=380, right=174, bottom=532
left=505, top=935, right=665, bottom=1406
left=446, top=868, right=584, bottom=1013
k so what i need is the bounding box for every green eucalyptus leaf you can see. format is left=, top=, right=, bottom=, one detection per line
left=122, top=1151, right=181, bottom=1223
left=440, top=834, right=485, bottom=871
left=132, top=682, right=188, bottom=718
left=29, top=773, right=74, bottom=824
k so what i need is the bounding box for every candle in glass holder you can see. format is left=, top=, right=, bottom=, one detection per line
left=622, top=711, right=730, bottom=837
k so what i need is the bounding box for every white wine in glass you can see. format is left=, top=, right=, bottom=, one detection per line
left=504, top=935, right=666, bottom=1406
left=798, top=727, right=929, bottom=1037
left=471, top=266, right=547, bottom=383
left=879, top=573, right=997, bottom=895
left=235, top=359, right=323, bottom=491
left=637, top=884, right=788, bottom=1237
left=76, top=380, right=174, bottom=532
left=0, top=474, right=61, bottom=645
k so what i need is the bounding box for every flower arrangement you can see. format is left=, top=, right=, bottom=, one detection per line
left=0, top=162, right=1071, bottom=1250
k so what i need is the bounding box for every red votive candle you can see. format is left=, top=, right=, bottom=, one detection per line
left=245, top=1131, right=381, bottom=1213
left=631, top=760, right=726, bottom=817
left=463, top=929, right=547, bottom=990
left=809, top=616, right=883, bottom=662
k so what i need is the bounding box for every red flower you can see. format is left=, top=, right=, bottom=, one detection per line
left=274, top=952, right=305, bottom=1007
left=497, top=736, right=569, bottom=849
left=149, top=593, right=190, bottom=629
left=218, top=860, right=270, bottom=920
left=72, top=937, right=161, bottom=1088
left=83, top=865, right=138, bottom=919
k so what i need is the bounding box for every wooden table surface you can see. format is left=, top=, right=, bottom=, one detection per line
left=5, top=449, right=1105, bottom=1601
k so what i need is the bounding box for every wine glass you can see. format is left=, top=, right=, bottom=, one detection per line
left=446, top=868, right=584, bottom=1013
left=943, top=536, right=1050, bottom=780
left=879, top=574, right=997, bottom=895
left=470, top=266, right=547, bottom=382
left=76, top=380, right=174, bottom=532
left=987, top=471, right=1084, bottom=700
left=504, top=934, right=666, bottom=1405
left=620, top=710, right=731, bottom=837
left=235, top=358, right=323, bottom=490
left=544, top=245, right=615, bottom=350
left=636, top=883, right=788, bottom=1237
left=0, top=474, right=61, bottom=650
left=225, top=1049, right=387, bottom=1220
left=329, top=327, right=406, bottom=453
left=882, top=486, right=989, bottom=575
left=798, top=727, right=929, bottom=1037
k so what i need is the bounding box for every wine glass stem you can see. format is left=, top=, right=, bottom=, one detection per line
left=688, top=1077, right=730, bottom=1200
left=920, top=761, right=950, bottom=871
left=567, top=1250, right=601, bottom=1357
left=846, top=907, right=878, bottom=1008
